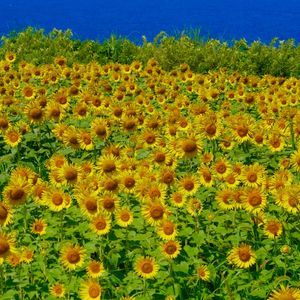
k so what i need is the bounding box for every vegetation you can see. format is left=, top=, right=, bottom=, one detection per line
left=0, top=27, right=299, bottom=78
left=0, top=28, right=299, bottom=299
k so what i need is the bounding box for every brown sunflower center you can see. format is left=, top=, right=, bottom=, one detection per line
left=34, top=223, right=44, bottom=232
left=103, top=178, right=118, bottom=191
left=162, top=171, right=174, bottom=184
left=8, top=131, right=20, bottom=143
left=205, top=124, right=217, bottom=136
left=247, top=173, right=257, bottom=183
left=67, top=250, right=80, bottom=264
left=267, top=221, right=280, bottom=236
left=150, top=205, right=164, bottom=220
left=64, top=167, right=78, bottom=181
left=124, top=177, right=135, bottom=188
left=163, top=223, right=175, bottom=235
left=95, top=125, right=107, bottom=136
left=183, top=180, right=194, bottom=191
left=248, top=195, right=262, bottom=207
left=182, top=140, right=197, bottom=153
left=141, top=262, right=153, bottom=274
left=120, top=211, right=130, bottom=222
left=237, top=126, right=248, bottom=137
left=0, top=240, right=10, bottom=255
left=10, top=188, right=25, bottom=201
left=277, top=292, right=297, bottom=300
left=155, top=152, right=165, bottom=163
left=103, top=198, right=115, bottom=210
left=29, top=108, right=43, bottom=120
left=52, top=193, right=63, bottom=205
left=89, top=262, right=101, bottom=273
left=238, top=248, right=251, bottom=262
left=95, top=219, right=106, bottom=230
left=102, top=161, right=116, bottom=173
left=85, top=199, right=98, bottom=212
left=216, top=163, right=226, bottom=174
left=145, top=133, right=156, bottom=144
left=165, top=243, right=177, bottom=255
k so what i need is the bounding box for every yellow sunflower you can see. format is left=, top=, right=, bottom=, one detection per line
left=79, top=279, right=102, bottom=300
left=115, top=208, right=133, bottom=227
left=161, top=240, right=181, bottom=259
left=0, top=202, right=13, bottom=227
left=142, top=200, right=167, bottom=225
left=90, top=214, right=112, bottom=235
left=156, top=220, right=177, bottom=240
left=268, top=285, right=300, bottom=300
left=241, top=163, right=265, bottom=188
left=49, top=283, right=65, bottom=298
left=0, top=232, right=17, bottom=259
left=242, top=188, right=267, bottom=212
left=86, top=260, right=105, bottom=278
left=227, top=243, right=256, bottom=269
left=264, top=219, right=283, bottom=239
left=196, top=265, right=211, bottom=281
left=135, top=256, right=159, bottom=279
left=60, top=244, right=85, bottom=270
left=4, top=127, right=22, bottom=147
left=3, top=177, right=31, bottom=206
left=31, top=218, right=47, bottom=235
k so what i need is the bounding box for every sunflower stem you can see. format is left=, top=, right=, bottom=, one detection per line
left=289, top=118, right=296, bottom=150
left=143, top=278, right=148, bottom=296
left=23, top=205, right=28, bottom=234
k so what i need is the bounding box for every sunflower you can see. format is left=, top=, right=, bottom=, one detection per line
left=198, top=166, right=214, bottom=188
left=24, top=101, right=44, bottom=123
left=264, top=219, right=283, bottom=239
left=151, top=149, right=172, bottom=167
left=224, top=172, right=240, bottom=188
left=0, top=202, right=13, bottom=227
left=90, top=214, right=112, bottom=235
left=60, top=244, right=85, bottom=270
left=97, top=154, right=119, bottom=177
left=7, top=252, right=22, bottom=267
left=5, top=52, right=16, bottom=63
left=119, top=170, right=137, bottom=193
left=227, top=243, right=256, bottom=269
left=31, top=218, right=47, bottom=235
left=62, top=126, right=81, bottom=149
left=101, top=176, right=120, bottom=193
left=162, top=240, right=181, bottom=259
left=281, top=187, right=300, bottom=214
left=21, top=247, right=34, bottom=263
left=156, top=220, right=177, bottom=240
left=0, top=232, right=16, bottom=259
left=4, top=127, right=22, bottom=147
left=216, top=189, right=235, bottom=210
left=58, top=163, right=81, bottom=186
left=241, top=163, right=265, bottom=188
left=213, top=158, right=231, bottom=179
left=176, top=134, right=202, bottom=159
left=22, top=85, right=35, bottom=99
left=49, top=283, right=65, bottom=298
left=86, top=260, right=105, bottom=278
left=169, top=190, right=186, bottom=208
left=79, top=279, right=102, bottom=300
left=187, top=197, right=203, bottom=216
left=268, top=285, right=300, bottom=300
left=78, top=130, right=94, bottom=151
left=42, top=187, right=68, bottom=211
left=243, top=188, right=267, bottom=212
left=142, top=200, right=167, bottom=225
left=159, top=167, right=176, bottom=187
left=99, top=192, right=119, bottom=214
left=268, top=132, right=285, bottom=152
left=115, top=207, right=133, bottom=227
left=77, top=192, right=99, bottom=218
left=135, top=256, right=159, bottom=279
left=178, top=174, right=200, bottom=196
left=196, top=265, right=210, bottom=281
left=290, top=150, right=300, bottom=172
left=3, top=177, right=31, bottom=206
left=137, top=129, right=161, bottom=149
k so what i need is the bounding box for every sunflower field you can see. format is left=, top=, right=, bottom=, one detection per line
left=0, top=32, right=300, bottom=300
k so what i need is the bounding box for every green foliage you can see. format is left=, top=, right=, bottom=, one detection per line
left=0, top=27, right=299, bottom=77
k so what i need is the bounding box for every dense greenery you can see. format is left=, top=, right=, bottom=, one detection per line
left=0, top=27, right=299, bottom=78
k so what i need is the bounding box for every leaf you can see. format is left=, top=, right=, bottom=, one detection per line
left=173, top=261, right=190, bottom=274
